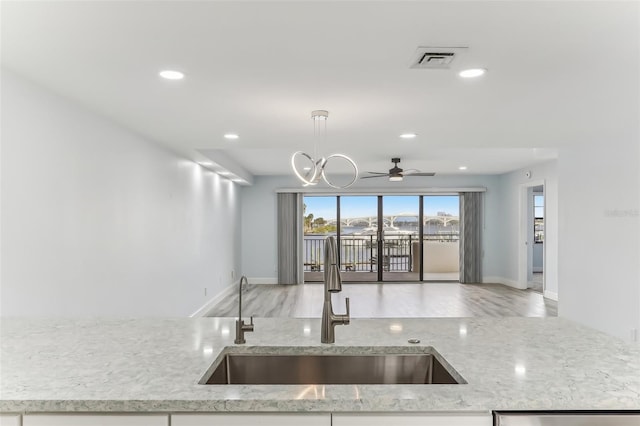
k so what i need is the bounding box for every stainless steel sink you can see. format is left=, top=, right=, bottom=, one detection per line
left=199, top=347, right=465, bottom=385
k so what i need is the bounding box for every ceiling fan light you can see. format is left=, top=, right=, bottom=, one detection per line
left=389, top=175, right=403, bottom=182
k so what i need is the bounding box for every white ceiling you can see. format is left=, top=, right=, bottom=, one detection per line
left=2, top=1, right=638, bottom=177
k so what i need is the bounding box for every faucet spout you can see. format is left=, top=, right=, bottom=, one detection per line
left=321, top=236, right=351, bottom=343
left=234, top=276, right=254, bottom=344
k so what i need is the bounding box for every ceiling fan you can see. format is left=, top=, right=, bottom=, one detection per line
left=361, top=158, right=435, bottom=182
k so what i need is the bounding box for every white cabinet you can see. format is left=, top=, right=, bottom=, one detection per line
left=0, top=414, right=21, bottom=426
left=332, top=413, right=493, bottom=426
left=23, top=414, right=168, bottom=426
left=18, top=412, right=491, bottom=426
left=171, top=413, right=331, bottom=426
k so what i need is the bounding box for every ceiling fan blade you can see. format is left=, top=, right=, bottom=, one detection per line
left=404, top=172, right=436, bottom=177
left=360, top=174, right=389, bottom=179
left=365, top=171, right=389, bottom=175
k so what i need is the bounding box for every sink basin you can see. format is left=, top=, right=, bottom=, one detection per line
left=200, top=347, right=464, bottom=385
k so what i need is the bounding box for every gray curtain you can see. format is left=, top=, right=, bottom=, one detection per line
left=277, top=193, right=302, bottom=284
left=459, top=192, right=483, bottom=283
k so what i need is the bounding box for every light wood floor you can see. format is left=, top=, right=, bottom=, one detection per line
left=207, top=282, right=557, bottom=318
left=528, top=272, right=543, bottom=293
left=304, top=271, right=460, bottom=282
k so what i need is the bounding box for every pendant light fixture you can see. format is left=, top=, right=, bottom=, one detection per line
left=291, top=110, right=359, bottom=189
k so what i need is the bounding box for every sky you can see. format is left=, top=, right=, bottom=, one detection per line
left=304, top=195, right=460, bottom=220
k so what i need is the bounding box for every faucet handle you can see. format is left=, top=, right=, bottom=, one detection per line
left=244, top=316, right=254, bottom=332
left=345, top=297, right=350, bottom=317
left=250, top=316, right=254, bottom=326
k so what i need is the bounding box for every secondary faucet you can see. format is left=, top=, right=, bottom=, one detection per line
left=234, top=276, right=254, bottom=344
left=321, top=236, right=350, bottom=343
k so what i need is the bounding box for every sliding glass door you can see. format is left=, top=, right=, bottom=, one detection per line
left=302, top=194, right=460, bottom=283
left=302, top=196, right=337, bottom=282
left=381, top=196, right=420, bottom=281
left=339, top=196, right=378, bottom=282
left=423, top=195, right=460, bottom=281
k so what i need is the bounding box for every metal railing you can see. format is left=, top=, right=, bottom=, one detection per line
left=340, top=235, right=376, bottom=272
left=303, top=233, right=459, bottom=273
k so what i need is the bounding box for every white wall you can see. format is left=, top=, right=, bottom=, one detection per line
left=555, top=2, right=639, bottom=341
left=240, top=174, right=503, bottom=282
left=558, top=141, right=640, bottom=341
left=0, top=70, right=241, bottom=316
left=495, top=161, right=558, bottom=299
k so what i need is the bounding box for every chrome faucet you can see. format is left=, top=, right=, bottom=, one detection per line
left=321, top=236, right=350, bottom=343
left=234, top=276, right=254, bottom=344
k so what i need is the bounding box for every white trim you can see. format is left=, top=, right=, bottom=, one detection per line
left=275, top=187, right=486, bottom=194
left=544, top=290, right=558, bottom=301
left=483, top=275, right=526, bottom=290
left=190, top=280, right=238, bottom=318
left=247, top=277, right=279, bottom=284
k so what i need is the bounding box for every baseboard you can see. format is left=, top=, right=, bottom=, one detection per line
left=532, top=267, right=543, bottom=273
left=247, top=277, right=279, bottom=284
left=190, top=280, right=238, bottom=318
left=544, top=290, right=558, bottom=301
left=483, top=275, right=527, bottom=290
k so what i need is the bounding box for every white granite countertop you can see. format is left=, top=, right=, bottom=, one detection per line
left=1, top=317, right=639, bottom=413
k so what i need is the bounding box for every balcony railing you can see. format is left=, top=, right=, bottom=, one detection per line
left=303, top=233, right=459, bottom=273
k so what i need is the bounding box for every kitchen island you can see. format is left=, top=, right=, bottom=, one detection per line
left=1, top=317, right=639, bottom=416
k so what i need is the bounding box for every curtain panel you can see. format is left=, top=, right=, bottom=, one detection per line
left=277, top=193, right=302, bottom=284
left=459, top=192, right=483, bottom=283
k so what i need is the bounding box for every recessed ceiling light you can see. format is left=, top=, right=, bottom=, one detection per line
left=459, top=166, right=468, bottom=170
left=389, top=324, right=403, bottom=332
left=459, top=68, right=486, bottom=78
left=159, top=70, right=185, bottom=80
left=224, top=133, right=239, bottom=140
left=399, top=133, right=417, bottom=139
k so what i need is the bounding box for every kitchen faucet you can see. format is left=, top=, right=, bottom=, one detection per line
left=234, top=276, right=254, bottom=344
left=321, top=236, right=350, bottom=343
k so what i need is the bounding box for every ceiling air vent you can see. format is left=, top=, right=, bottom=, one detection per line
left=410, top=46, right=468, bottom=69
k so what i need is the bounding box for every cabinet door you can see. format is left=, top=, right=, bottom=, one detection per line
left=332, top=413, right=492, bottom=426
left=171, top=413, right=331, bottom=426
left=0, top=414, right=21, bottom=426
left=23, top=414, right=168, bottom=426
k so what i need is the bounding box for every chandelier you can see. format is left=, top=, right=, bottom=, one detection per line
left=290, top=110, right=358, bottom=189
